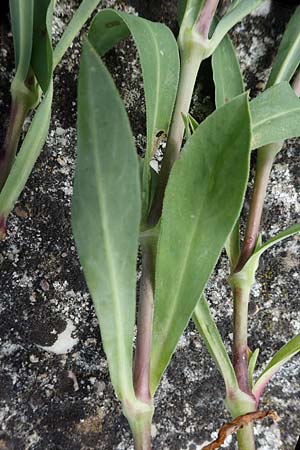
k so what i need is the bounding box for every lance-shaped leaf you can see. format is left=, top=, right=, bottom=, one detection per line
left=183, top=83, right=300, bottom=151
left=267, top=6, right=300, bottom=87
left=87, top=9, right=179, bottom=222
left=241, top=224, right=300, bottom=275
left=1, top=0, right=104, bottom=232
left=72, top=39, right=141, bottom=402
left=0, top=83, right=53, bottom=223
left=248, top=348, right=260, bottom=389
left=208, top=0, right=264, bottom=57
left=53, top=0, right=102, bottom=69
left=212, top=27, right=244, bottom=108
left=31, top=0, right=54, bottom=93
left=253, top=335, right=300, bottom=402
left=193, top=295, right=238, bottom=394
left=9, top=0, right=34, bottom=87
left=251, top=81, right=300, bottom=149
left=150, top=93, right=252, bottom=393
left=212, top=24, right=244, bottom=269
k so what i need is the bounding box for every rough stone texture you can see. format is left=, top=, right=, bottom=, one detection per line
left=0, top=1, right=299, bottom=449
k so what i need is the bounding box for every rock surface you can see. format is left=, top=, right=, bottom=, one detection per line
left=0, top=1, right=299, bottom=449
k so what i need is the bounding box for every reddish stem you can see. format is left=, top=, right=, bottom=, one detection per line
left=234, top=145, right=277, bottom=272
left=196, top=0, right=220, bottom=39
left=133, top=241, right=155, bottom=405
left=0, top=100, right=28, bottom=191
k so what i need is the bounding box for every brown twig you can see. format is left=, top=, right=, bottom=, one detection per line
left=201, top=410, right=280, bottom=450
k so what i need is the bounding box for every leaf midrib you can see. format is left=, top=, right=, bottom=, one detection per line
left=86, top=41, right=132, bottom=397
left=252, top=105, right=300, bottom=131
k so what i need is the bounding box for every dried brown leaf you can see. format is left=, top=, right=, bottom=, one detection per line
left=202, top=410, right=280, bottom=450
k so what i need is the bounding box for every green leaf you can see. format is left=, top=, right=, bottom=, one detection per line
left=242, top=224, right=300, bottom=275
left=212, top=27, right=244, bottom=108
left=248, top=348, right=259, bottom=389
left=253, top=335, right=300, bottom=401
left=179, top=0, right=205, bottom=29
left=212, top=22, right=244, bottom=269
left=87, top=9, right=179, bottom=222
left=193, top=295, right=238, bottom=394
left=251, top=82, right=300, bottom=149
left=150, top=93, right=252, bottom=393
left=72, top=38, right=141, bottom=402
left=9, top=0, right=34, bottom=84
left=53, top=0, right=102, bottom=69
left=182, top=113, right=192, bottom=140
left=0, top=84, right=53, bottom=219
left=31, top=0, right=54, bottom=93
left=267, top=6, right=300, bottom=87
left=208, top=0, right=264, bottom=57
left=187, top=113, right=199, bottom=133
left=175, top=83, right=300, bottom=153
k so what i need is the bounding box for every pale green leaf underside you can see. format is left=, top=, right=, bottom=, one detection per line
left=53, top=0, right=102, bottom=69
left=150, top=93, right=251, bottom=393
left=88, top=9, right=179, bottom=219
left=9, top=0, right=34, bottom=82
left=193, top=296, right=238, bottom=393
left=251, top=82, right=300, bottom=149
left=267, top=6, right=300, bottom=87
left=0, top=84, right=53, bottom=217
left=253, top=335, right=300, bottom=400
left=72, top=38, right=141, bottom=402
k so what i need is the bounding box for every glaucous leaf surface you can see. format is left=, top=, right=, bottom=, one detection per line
left=251, top=82, right=300, bottom=149
left=267, top=6, right=300, bottom=87
left=248, top=348, right=259, bottom=389
left=212, top=29, right=244, bottom=108
left=9, top=0, right=34, bottom=84
left=31, top=0, right=54, bottom=92
left=193, top=296, right=238, bottom=393
left=0, top=84, right=53, bottom=219
left=72, top=39, right=141, bottom=402
left=212, top=25, right=244, bottom=268
left=87, top=9, right=179, bottom=221
left=150, top=93, right=252, bottom=393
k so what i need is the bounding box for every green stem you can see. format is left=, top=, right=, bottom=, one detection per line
left=126, top=408, right=153, bottom=450
left=237, top=424, right=256, bottom=450
left=148, top=44, right=205, bottom=225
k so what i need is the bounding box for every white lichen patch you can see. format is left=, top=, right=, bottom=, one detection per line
left=38, top=319, right=78, bottom=355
